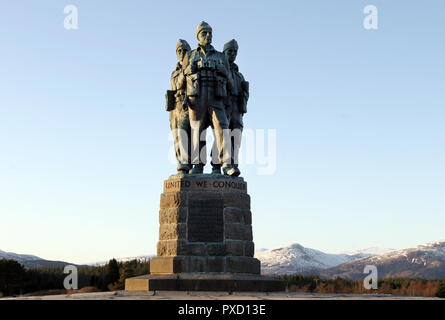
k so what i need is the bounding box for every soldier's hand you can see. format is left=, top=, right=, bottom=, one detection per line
left=216, top=63, right=227, bottom=76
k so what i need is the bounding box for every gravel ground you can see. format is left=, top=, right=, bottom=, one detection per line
left=2, top=291, right=442, bottom=300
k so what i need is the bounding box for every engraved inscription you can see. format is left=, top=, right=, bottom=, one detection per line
left=188, top=198, right=224, bottom=242
left=164, top=179, right=247, bottom=193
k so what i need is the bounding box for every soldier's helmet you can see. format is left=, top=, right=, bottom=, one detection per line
left=196, top=21, right=212, bottom=39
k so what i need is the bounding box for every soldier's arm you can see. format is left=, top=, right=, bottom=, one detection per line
left=170, top=71, right=177, bottom=91
left=239, top=72, right=245, bottom=83
left=221, top=55, right=234, bottom=91
left=184, top=51, right=198, bottom=75
left=177, top=66, right=186, bottom=89
left=177, top=52, right=191, bottom=88
left=240, top=72, right=249, bottom=99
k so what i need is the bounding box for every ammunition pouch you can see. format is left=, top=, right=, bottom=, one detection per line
left=175, top=91, right=188, bottom=111
left=215, top=75, right=227, bottom=98
left=186, top=73, right=199, bottom=97
left=165, top=90, right=176, bottom=111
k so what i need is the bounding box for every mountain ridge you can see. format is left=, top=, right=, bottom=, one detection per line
left=0, top=250, right=86, bottom=269
left=255, top=243, right=394, bottom=275
left=3, top=240, right=444, bottom=279
left=320, top=240, right=445, bottom=280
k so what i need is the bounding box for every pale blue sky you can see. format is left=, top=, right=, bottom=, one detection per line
left=1, top=1, right=444, bottom=264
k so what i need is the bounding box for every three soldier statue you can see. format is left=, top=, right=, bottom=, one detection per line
left=166, top=21, right=249, bottom=177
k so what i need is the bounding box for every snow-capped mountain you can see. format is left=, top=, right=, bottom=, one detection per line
left=340, top=247, right=396, bottom=257
left=1, top=248, right=154, bottom=268
left=0, top=249, right=85, bottom=269
left=4, top=240, right=444, bottom=279
left=255, top=243, right=392, bottom=275
left=321, top=240, right=445, bottom=280
left=0, top=249, right=42, bottom=263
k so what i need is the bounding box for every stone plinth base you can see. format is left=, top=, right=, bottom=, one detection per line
left=150, top=256, right=260, bottom=274
left=125, top=273, right=285, bottom=292
left=153, top=175, right=258, bottom=276
left=124, top=175, right=284, bottom=292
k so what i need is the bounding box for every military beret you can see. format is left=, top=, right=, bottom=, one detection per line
left=176, top=39, right=191, bottom=52
left=223, top=39, right=238, bottom=52
left=196, top=21, right=212, bottom=39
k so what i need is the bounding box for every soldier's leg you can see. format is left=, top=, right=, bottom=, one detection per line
left=211, top=102, right=231, bottom=174
left=230, top=109, right=244, bottom=171
left=210, top=105, right=236, bottom=176
left=184, top=111, right=192, bottom=170
left=210, top=126, right=222, bottom=174
left=169, top=109, right=183, bottom=172
left=190, top=116, right=209, bottom=174
left=175, top=108, right=192, bottom=172
left=189, top=97, right=209, bottom=174
left=210, top=146, right=221, bottom=174
left=188, top=100, right=203, bottom=168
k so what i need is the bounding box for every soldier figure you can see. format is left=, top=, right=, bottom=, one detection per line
left=211, top=39, right=249, bottom=176
left=184, top=21, right=238, bottom=176
left=167, top=39, right=192, bottom=174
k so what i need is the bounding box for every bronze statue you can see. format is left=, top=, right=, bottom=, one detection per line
left=185, top=21, right=238, bottom=176
left=211, top=39, right=249, bottom=176
left=166, top=22, right=249, bottom=177
left=166, top=39, right=192, bottom=174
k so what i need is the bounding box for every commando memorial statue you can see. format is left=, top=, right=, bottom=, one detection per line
left=125, top=22, right=284, bottom=292
left=167, top=21, right=248, bottom=177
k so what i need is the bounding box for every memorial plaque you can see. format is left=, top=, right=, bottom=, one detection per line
left=188, top=198, right=224, bottom=242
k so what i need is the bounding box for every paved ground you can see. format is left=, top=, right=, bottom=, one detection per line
left=3, top=291, right=442, bottom=300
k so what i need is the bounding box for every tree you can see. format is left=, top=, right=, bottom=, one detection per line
left=436, top=281, right=445, bottom=298
left=104, top=259, right=120, bottom=289
left=0, top=259, right=26, bottom=296
left=108, top=260, right=137, bottom=291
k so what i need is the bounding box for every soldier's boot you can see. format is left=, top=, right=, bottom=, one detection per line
left=222, top=165, right=240, bottom=177
left=211, top=163, right=222, bottom=175
left=233, top=164, right=241, bottom=177
left=190, top=164, right=204, bottom=175
left=177, top=164, right=191, bottom=175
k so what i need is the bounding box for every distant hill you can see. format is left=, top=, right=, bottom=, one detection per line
left=0, top=249, right=85, bottom=269
left=255, top=243, right=394, bottom=275
left=87, top=255, right=154, bottom=266
left=4, top=240, right=445, bottom=279
left=0, top=249, right=41, bottom=262
left=255, top=240, right=445, bottom=280
left=320, top=241, right=445, bottom=280
left=0, top=249, right=154, bottom=269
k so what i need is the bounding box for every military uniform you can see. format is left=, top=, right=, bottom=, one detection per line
left=168, top=41, right=192, bottom=173
left=211, top=39, right=249, bottom=175
left=228, top=60, right=248, bottom=164
left=185, top=23, right=234, bottom=173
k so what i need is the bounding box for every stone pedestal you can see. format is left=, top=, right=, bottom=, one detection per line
left=125, top=174, right=284, bottom=292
